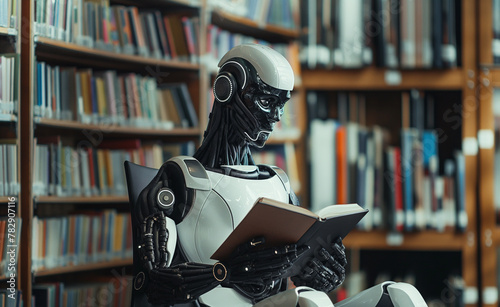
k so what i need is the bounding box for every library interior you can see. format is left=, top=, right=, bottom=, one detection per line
left=0, top=0, right=499, bottom=306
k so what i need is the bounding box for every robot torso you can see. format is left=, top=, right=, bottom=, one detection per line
left=171, top=156, right=292, bottom=265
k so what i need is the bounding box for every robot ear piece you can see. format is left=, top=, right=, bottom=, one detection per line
left=213, top=71, right=237, bottom=104
left=214, top=59, right=249, bottom=104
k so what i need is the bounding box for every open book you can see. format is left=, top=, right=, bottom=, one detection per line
left=211, top=197, right=368, bottom=268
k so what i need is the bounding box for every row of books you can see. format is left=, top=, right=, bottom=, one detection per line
left=210, top=0, right=299, bottom=30
left=33, top=137, right=195, bottom=197
left=300, top=0, right=459, bottom=69
left=34, top=0, right=199, bottom=62
left=31, top=210, right=132, bottom=271
left=32, top=278, right=132, bottom=307
left=34, top=61, right=199, bottom=129
left=0, top=290, right=22, bottom=307
left=0, top=54, right=18, bottom=119
left=0, top=217, right=22, bottom=279
left=0, top=0, right=17, bottom=28
left=308, top=91, right=466, bottom=232
left=0, top=142, right=18, bottom=197
left=205, top=23, right=300, bottom=77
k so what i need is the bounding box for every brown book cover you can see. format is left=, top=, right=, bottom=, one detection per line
left=162, top=88, right=182, bottom=126
left=211, top=197, right=367, bottom=264
left=166, top=15, right=189, bottom=60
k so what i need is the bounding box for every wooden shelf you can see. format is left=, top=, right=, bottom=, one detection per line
left=0, top=27, right=17, bottom=36
left=111, top=0, right=199, bottom=7
left=0, top=196, right=16, bottom=203
left=0, top=114, right=17, bottom=123
left=344, top=230, right=465, bottom=251
left=35, top=118, right=201, bottom=137
left=302, top=68, right=465, bottom=90
left=34, top=258, right=133, bottom=277
left=35, top=195, right=129, bottom=204
left=211, top=10, right=300, bottom=43
left=34, top=37, right=200, bottom=71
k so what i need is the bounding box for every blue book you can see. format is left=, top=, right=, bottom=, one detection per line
left=401, top=129, right=416, bottom=231
left=422, top=130, right=438, bottom=171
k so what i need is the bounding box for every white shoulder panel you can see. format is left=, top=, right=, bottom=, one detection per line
left=168, top=156, right=211, bottom=191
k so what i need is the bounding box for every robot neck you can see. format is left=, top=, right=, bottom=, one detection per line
left=193, top=102, right=255, bottom=168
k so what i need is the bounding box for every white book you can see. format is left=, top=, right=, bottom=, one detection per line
left=10, top=144, right=18, bottom=194
left=337, top=0, right=363, bottom=67
left=65, top=0, right=73, bottom=42
left=0, top=145, right=4, bottom=196
left=0, top=0, right=8, bottom=27
left=421, top=0, right=433, bottom=67
left=309, top=119, right=337, bottom=213
left=401, top=0, right=416, bottom=68
left=32, top=216, right=39, bottom=271
left=72, top=148, right=81, bottom=196
left=364, top=134, right=375, bottom=231
left=372, top=126, right=384, bottom=228
left=79, top=148, right=91, bottom=197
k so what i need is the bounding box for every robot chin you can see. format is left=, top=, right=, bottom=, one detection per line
left=246, top=130, right=271, bottom=148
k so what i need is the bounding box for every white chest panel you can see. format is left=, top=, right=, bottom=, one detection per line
left=177, top=165, right=289, bottom=264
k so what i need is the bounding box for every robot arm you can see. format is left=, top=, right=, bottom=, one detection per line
left=133, top=163, right=223, bottom=305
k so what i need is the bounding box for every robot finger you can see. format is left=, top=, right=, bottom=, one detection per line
left=330, top=241, right=347, bottom=267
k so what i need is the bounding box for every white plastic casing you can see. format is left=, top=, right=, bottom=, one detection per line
left=176, top=164, right=290, bottom=264
left=218, top=44, right=295, bottom=91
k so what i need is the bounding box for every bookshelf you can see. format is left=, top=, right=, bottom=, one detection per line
left=478, top=1, right=500, bottom=306
left=0, top=0, right=21, bottom=298
left=18, top=0, right=206, bottom=305
left=34, top=258, right=133, bottom=277
left=301, top=0, right=478, bottom=305
left=11, top=0, right=489, bottom=306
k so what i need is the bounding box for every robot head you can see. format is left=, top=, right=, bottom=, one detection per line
left=213, top=44, right=294, bottom=148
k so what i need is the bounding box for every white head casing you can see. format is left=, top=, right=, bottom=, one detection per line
left=218, top=44, right=295, bottom=91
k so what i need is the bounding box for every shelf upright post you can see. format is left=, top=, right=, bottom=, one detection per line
left=478, top=0, right=500, bottom=306
left=19, top=0, right=34, bottom=305
left=461, top=0, right=479, bottom=306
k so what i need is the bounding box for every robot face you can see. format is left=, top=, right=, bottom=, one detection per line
left=242, top=80, right=291, bottom=148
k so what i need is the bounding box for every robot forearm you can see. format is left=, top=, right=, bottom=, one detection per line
left=146, top=262, right=225, bottom=305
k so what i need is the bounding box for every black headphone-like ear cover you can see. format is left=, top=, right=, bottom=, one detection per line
left=213, top=71, right=236, bottom=104
left=213, top=59, right=249, bottom=104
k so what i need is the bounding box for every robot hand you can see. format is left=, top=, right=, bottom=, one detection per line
left=225, top=239, right=309, bottom=285
left=291, top=237, right=347, bottom=293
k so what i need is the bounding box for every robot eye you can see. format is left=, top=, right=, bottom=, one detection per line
left=259, top=98, right=270, bottom=108
left=256, top=95, right=278, bottom=112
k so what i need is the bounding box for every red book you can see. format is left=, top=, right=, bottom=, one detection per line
left=163, top=16, right=178, bottom=59
left=182, top=16, right=196, bottom=59
left=394, top=147, right=404, bottom=232
left=336, top=126, right=347, bottom=204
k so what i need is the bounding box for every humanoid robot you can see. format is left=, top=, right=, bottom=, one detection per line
left=125, top=44, right=427, bottom=307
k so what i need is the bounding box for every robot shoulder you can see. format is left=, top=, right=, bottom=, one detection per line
left=165, top=156, right=211, bottom=191
left=258, top=164, right=292, bottom=194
